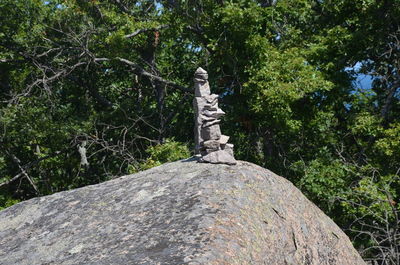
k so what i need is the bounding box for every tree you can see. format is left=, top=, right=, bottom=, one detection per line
left=1, top=0, right=399, bottom=263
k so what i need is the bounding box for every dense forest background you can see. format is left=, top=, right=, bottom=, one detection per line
left=0, top=0, right=399, bottom=263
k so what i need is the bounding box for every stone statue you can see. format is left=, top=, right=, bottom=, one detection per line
left=193, top=67, right=237, bottom=165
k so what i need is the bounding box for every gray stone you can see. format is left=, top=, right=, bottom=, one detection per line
left=201, top=124, right=221, bottom=140
left=204, top=94, right=219, bottom=104
left=200, top=115, right=216, bottom=122
left=222, top=143, right=234, bottom=157
left=193, top=97, right=208, bottom=110
left=202, top=140, right=221, bottom=150
left=193, top=97, right=207, bottom=153
left=219, top=135, right=230, bottom=145
left=194, top=81, right=211, bottom=97
left=0, top=160, right=366, bottom=265
left=193, top=67, right=237, bottom=164
left=203, top=108, right=225, bottom=119
left=202, top=119, right=221, bottom=128
left=200, top=148, right=220, bottom=156
left=204, top=104, right=218, bottom=111
left=194, top=68, right=210, bottom=97
left=194, top=67, right=208, bottom=80
left=201, top=150, right=237, bottom=165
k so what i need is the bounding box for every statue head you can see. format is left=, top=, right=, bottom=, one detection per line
left=194, top=67, right=208, bottom=81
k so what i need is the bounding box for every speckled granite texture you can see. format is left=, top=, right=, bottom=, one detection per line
left=0, top=158, right=365, bottom=265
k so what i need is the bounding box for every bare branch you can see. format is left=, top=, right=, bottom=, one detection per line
left=94, top=57, right=192, bottom=93
left=380, top=80, right=400, bottom=121
left=111, top=0, right=130, bottom=14
left=0, top=149, right=69, bottom=188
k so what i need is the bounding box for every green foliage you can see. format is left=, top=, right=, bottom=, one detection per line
left=297, top=158, right=353, bottom=206
left=1, top=0, right=399, bottom=263
left=131, top=140, right=191, bottom=172
left=0, top=195, right=20, bottom=211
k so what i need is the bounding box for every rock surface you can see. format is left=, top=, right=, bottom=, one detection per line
left=0, top=159, right=365, bottom=265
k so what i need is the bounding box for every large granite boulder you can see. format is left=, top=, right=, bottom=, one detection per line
left=0, top=159, right=365, bottom=265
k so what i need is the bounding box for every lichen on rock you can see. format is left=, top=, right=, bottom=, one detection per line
left=0, top=159, right=365, bottom=265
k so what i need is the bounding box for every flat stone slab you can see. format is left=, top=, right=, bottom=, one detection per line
left=0, top=160, right=365, bottom=265
left=200, top=124, right=221, bottom=140
left=201, top=150, right=237, bottom=165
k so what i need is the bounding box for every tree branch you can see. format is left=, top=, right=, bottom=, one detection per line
left=0, top=149, right=70, bottom=188
left=111, top=0, right=130, bottom=14
left=380, top=80, right=399, bottom=121
left=94, top=57, right=192, bottom=92
left=124, top=25, right=169, bottom=39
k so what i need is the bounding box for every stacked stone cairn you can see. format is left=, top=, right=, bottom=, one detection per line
left=193, top=67, right=237, bottom=165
